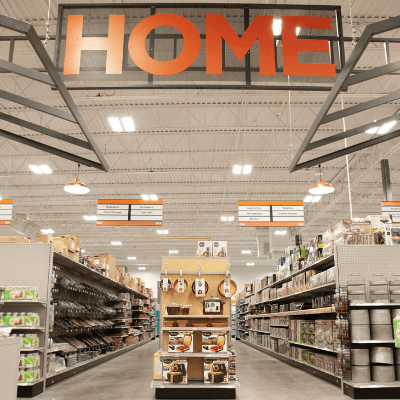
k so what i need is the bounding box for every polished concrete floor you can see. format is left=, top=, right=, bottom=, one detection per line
left=32, top=339, right=351, bottom=400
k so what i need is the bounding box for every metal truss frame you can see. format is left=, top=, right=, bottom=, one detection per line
left=289, top=16, right=400, bottom=172
left=0, top=14, right=109, bottom=171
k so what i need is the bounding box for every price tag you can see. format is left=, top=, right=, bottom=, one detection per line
left=177, top=278, right=185, bottom=293
left=194, top=278, right=205, bottom=297
left=162, top=278, right=169, bottom=291
left=224, top=279, right=231, bottom=297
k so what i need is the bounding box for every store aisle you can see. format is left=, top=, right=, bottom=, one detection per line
left=31, top=340, right=351, bottom=400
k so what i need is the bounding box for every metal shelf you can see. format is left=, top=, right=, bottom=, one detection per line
left=249, top=307, right=333, bottom=318
left=349, top=303, right=400, bottom=308
left=0, top=299, right=46, bottom=305
left=164, top=315, right=229, bottom=319
left=151, top=380, right=240, bottom=389
left=351, top=340, right=395, bottom=345
left=161, top=327, right=230, bottom=331
left=53, top=252, right=149, bottom=299
left=11, top=326, right=45, bottom=331
left=289, top=341, right=337, bottom=353
left=249, top=329, right=270, bottom=334
left=18, top=378, right=44, bottom=387
left=20, top=347, right=45, bottom=352
left=159, top=352, right=232, bottom=359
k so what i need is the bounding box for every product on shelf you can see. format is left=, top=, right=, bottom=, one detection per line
left=212, top=241, right=227, bottom=257
left=1, top=286, right=40, bottom=300
left=202, top=331, right=227, bottom=353
left=19, top=352, right=40, bottom=368
left=162, top=358, right=188, bottom=384
left=204, top=359, right=229, bottom=384
left=168, top=331, right=193, bottom=353
left=18, top=368, right=41, bottom=384
left=0, top=312, right=40, bottom=327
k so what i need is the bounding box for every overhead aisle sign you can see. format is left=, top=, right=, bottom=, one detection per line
left=238, top=201, right=304, bottom=227
left=96, top=200, right=163, bottom=226
left=381, top=201, right=400, bottom=223
left=0, top=200, right=13, bottom=225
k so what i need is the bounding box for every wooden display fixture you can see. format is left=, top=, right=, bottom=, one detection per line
left=153, top=257, right=238, bottom=399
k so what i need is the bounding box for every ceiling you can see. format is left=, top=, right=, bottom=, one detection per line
left=0, top=0, right=400, bottom=277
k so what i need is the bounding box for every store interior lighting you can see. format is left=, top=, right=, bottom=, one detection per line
left=366, top=120, right=396, bottom=134
left=81, top=249, right=85, bottom=253
left=169, top=250, right=179, bottom=254
left=247, top=262, right=254, bottom=266
left=309, top=165, right=334, bottom=195
left=304, top=195, right=322, bottom=203
left=142, top=194, right=158, bottom=201
left=108, top=117, right=123, bottom=132
left=127, top=257, right=136, bottom=260
left=138, top=267, right=146, bottom=270
left=242, top=250, right=251, bottom=254
left=83, top=215, right=97, bottom=221
left=228, top=216, right=234, bottom=221
left=150, top=194, right=158, bottom=201
left=111, top=241, right=122, bottom=246
left=29, top=165, right=52, bottom=174
left=274, top=231, right=287, bottom=235
left=40, top=229, right=54, bottom=234
left=121, top=117, right=135, bottom=132
left=157, top=230, right=169, bottom=234
left=221, top=216, right=234, bottom=221
left=233, top=165, right=252, bottom=174
left=272, top=19, right=300, bottom=36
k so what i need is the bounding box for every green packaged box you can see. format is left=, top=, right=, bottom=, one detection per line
left=307, top=333, right=315, bottom=346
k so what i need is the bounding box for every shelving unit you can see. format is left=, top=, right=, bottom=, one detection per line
left=0, top=243, right=152, bottom=398
left=151, top=257, right=239, bottom=399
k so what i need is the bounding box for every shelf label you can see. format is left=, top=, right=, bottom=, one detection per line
left=0, top=200, right=13, bottom=224
left=381, top=201, right=400, bottom=223
left=238, top=201, right=304, bottom=226
left=96, top=200, right=163, bottom=226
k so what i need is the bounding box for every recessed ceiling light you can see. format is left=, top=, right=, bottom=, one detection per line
left=157, top=230, right=163, bottom=234
left=127, top=257, right=136, bottom=260
left=90, top=215, right=97, bottom=221
left=40, top=229, right=54, bottom=234
left=38, top=165, right=52, bottom=174
left=29, top=165, right=43, bottom=174
left=109, top=117, right=123, bottom=132
left=228, top=216, right=234, bottom=221
left=163, top=230, right=169, bottom=234
left=311, top=196, right=321, bottom=203
left=242, top=165, right=252, bottom=174
left=377, top=121, right=396, bottom=134
left=275, top=231, right=282, bottom=235
left=83, top=216, right=91, bottom=221
left=111, top=241, right=122, bottom=246
left=233, top=165, right=242, bottom=174
left=304, top=196, right=313, bottom=203
left=141, top=194, right=150, bottom=201
left=280, top=231, right=287, bottom=235
left=121, top=117, right=135, bottom=132
left=138, top=267, right=146, bottom=270
left=242, top=250, right=251, bottom=254
left=221, top=216, right=228, bottom=221
left=247, top=262, right=254, bottom=266
left=150, top=194, right=158, bottom=201
left=365, top=127, right=379, bottom=134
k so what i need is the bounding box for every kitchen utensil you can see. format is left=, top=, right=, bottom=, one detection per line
left=173, top=278, right=188, bottom=293
left=370, top=309, right=391, bottom=325
left=191, top=280, right=209, bottom=296
left=180, top=305, right=191, bottom=315
left=371, top=365, right=396, bottom=382
left=218, top=279, right=237, bottom=298
left=160, top=278, right=173, bottom=292
left=351, top=349, right=370, bottom=366
left=349, top=310, right=370, bottom=325
left=395, top=365, right=400, bottom=381
left=165, top=303, right=181, bottom=315
left=371, top=347, right=394, bottom=364
left=351, top=366, right=371, bottom=383
left=201, top=296, right=225, bottom=315
left=371, top=324, right=393, bottom=340
left=209, top=361, right=228, bottom=383
left=350, top=324, right=371, bottom=341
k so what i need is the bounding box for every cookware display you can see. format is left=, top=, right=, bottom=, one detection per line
left=167, top=361, right=187, bottom=383
left=180, top=305, right=191, bottom=315
left=173, top=278, right=188, bottom=293
left=160, top=278, right=173, bottom=292
left=201, top=296, right=225, bottom=315
left=208, top=361, right=228, bottom=383
left=218, top=278, right=237, bottom=298
left=191, top=280, right=209, bottom=296
left=165, top=302, right=181, bottom=315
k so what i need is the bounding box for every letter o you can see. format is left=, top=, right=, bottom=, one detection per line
left=128, top=13, right=201, bottom=75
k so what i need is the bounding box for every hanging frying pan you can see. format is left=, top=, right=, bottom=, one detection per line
left=173, top=279, right=188, bottom=293
left=218, top=279, right=237, bottom=298
left=191, top=280, right=209, bottom=296
left=159, top=278, right=173, bottom=292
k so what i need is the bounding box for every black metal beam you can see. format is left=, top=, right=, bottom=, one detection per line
left=0, top=128, right=104, bottom=170
left=0, top=111, right=91, bottom=149
left=0, top=59, right=53, bottom=85
left=381, top=159, right=392, bottom=202
left=307, top=113, right=400, bottom=150
left=292, top=128, right=400, bottom=171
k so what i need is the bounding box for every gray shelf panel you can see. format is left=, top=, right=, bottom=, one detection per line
left=53, top=252, right=149, bottom=299
left=18, top=378, right=44, bottom=387
left=288, top=341, right=337, bottom=353
left=352, top=340, right=395, bottom=345
left=151, top=380, right=240, bottom=389
left=20, top=347, right=45, bottom=352
left=11, top=326, right=46, bottom=331
left=159, top=352, right=233, bottom=358
left=161, top=327, right=231, bottom=332
left=0, top=299, right=46, bottom=305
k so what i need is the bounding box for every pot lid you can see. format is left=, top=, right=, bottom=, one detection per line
left=167, top=302, right=181, bottom=307
left=200, top=296, right=225, bottom=304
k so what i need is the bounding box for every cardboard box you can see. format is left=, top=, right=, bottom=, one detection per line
left=99, top=254, right=116, bottom=270
left=202, top=331, right=227, bottom=353
left=63, top=236, right=76, bottom=253
left=204, top=359, right=229, bottom=384
left=168, top=331, right=193, bottom=353
left=93, top=256, right=107, bottom=269
left=154, top=351, right=163, bottom=380
left=35, top=234, right=53, bottom=244
left=117, top=267, right=125, bottom=276
left=162, top=358, right=188, bottom=384
left=0, top=236, right=31, bottom=243
left=68, top=250, right=80, bottom=262
left=212, top=241, right=227, bottom=257
left=52, top=237, right=64, bottom=253
left=66, top=235, right=80, bottom=252
left=197, top=241, right=212, bottom=257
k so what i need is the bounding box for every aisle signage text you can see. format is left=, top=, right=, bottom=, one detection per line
left=61, top=13, right=336, bottom=78
left=96, top=200, right=163, bottom=226
left=238, top=201, right=304, bottom=227
left=0, top=200, right=13, bottom=225
left=381, top=201, right=400, bottom=223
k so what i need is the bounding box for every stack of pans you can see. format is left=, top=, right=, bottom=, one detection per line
left=350, top=349, right=370, bottom=382
left=370, top=347, right=395, bottom=382
left=349, top=310, right=370, bottom=341
left=370, top=309, right=393, bottom=340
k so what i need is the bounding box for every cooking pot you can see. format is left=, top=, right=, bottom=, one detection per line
left=180, top=305, right=192, bottom=315
left=201, top=296, right=225, bottom=315
left=165, top=303, right=181, bottom=315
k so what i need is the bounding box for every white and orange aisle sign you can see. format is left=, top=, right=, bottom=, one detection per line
left=381, top=201, right=400, bottom=223
left=0, top=200, right=13, bottom=225
left=238, top=201, right=304, bottom=227
left=96, top=200, right=163, bottom=226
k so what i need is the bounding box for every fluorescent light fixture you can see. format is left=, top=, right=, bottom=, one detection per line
left=377, top=121, right=396, bottom=134
left=280, top=231, right=287, bottom=235
left=365, top=127, right=379, bottom=134
left=275, top=231, right=282, bottom=235
left=40, top=229, right=54, bottom=234
left=90, top=215, right=97, bottom=221
left=247, top=262, right=254, bottom=266
left=38, top=165, right=52, bottom=174
left=163, top=230, right=169, bottom=234
left=352, top=217, right=363, bottom=222
left=111, top=241, right=122, bottom=246
left=296, top=27, right=301, bottom=35
left=311, top=196, right=322, bottom=203
left=29, top=165, right=43, bottom=174
left=83, top=216, right=91, bottom=221
left=243, top=165, right=252, bottom=174
left=233, top=165, right=242, bottom=174
left=141, top=194, right=150, bottom=201
left=150, top=194, right=158, bottom=201
left=138, top=267, right=146, bottom=270
left=242, top=250, right=251, bottom=254
left=304, top=196, right=314, bottom=203
left=121, top=117, right=135, bottom=132
left=228, top=216, right=234, bottom=221
left=109, top=117, right=123, bottom=132
left=81, top=249, right=85, bottom=253
left=273, top=19, right=282, bottom=36
left=174, top=250, right=178, bottom=254
left=221, top=216, right=228, bottom=221
left=169, top=250, right=174, bottom=253
left=127, top=257, right=137, bottom=260
left=157, top=230, right=163, bottom=234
